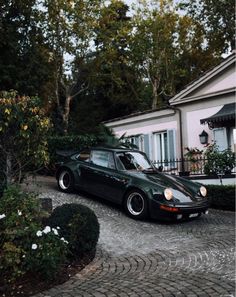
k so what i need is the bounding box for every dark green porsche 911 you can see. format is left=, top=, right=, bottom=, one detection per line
left=56, top=147, right=209, bottom=220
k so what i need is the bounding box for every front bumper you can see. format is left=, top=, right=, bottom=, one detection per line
left=149, top=199, right=209, bottom=221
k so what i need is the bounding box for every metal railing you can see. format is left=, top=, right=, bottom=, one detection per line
left=153, top=157, right=235, bottom=176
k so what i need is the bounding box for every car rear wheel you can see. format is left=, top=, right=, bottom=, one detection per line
left=124, top=190, right=148, bottom=219
left=57, top=169, right=74, bottom=193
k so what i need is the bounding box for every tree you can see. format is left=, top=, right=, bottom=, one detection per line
left=0, top=91, right=51, bottom=185
left=131, top=0, right=184, bottom=109
left=0, top=1, right=54, bottom=100
left=40, top=0, right=103, bottom=134
left=182, top=0, right=235, bottom=53
left=91, top=0, right=141, bottom=120
left=131, top=0, right=221, bottom=109
left=69, top=0, right=143, bottom=133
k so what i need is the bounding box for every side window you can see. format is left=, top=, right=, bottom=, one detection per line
left=91, top=150, right=115, bottom=169
left=213, top=128, right=228, bottom=151
left=76, top=150, right=90, bottom=162
left=126, top=135, right=144, bottom=151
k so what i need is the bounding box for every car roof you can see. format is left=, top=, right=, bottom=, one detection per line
left=91, top=146, right=141, bottom=153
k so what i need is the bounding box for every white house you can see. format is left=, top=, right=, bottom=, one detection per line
left=105, top=52, right=236, bottom=171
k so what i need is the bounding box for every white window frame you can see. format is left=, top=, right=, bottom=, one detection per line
left=153, top=131, right=168, bottom=162
left=127, top=135, right=144, bottom=151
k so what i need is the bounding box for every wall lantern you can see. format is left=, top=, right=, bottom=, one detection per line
left=199, top=130, right=208, bottom=144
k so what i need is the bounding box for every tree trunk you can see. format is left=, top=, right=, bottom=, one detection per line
left=6, top=153, right=12, bottom=185
left=62, top=95, right=72, bottom=134
left=152, top=78, right=162, bottom=109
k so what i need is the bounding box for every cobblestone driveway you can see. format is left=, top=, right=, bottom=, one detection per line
left=29, top=177, right=235, bottom=297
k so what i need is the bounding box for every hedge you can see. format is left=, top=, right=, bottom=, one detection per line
left=47, top=135, right=99, bottom=164
left=207, top=185, right=235, bottom=211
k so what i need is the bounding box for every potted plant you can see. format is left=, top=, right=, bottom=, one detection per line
left=184, top=147, right=203, bottom=174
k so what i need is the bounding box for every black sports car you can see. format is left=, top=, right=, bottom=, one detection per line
left=56, top=147, right=209, bottom=220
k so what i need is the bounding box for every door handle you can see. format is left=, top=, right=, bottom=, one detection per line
left=109, top=176, right=128, bottom=184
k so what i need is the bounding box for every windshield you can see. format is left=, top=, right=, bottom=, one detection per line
left=116, top=151, right=153, bottom=171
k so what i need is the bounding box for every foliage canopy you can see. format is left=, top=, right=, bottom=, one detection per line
left=0, top=0, right=234, bottom=134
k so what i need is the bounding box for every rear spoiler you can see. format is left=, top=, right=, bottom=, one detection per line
left=55, top=149, right=80, bottom=157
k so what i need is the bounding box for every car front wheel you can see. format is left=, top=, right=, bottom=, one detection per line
left=124, top=190, right=148, bottom=219
left=57, top=169, right=74, bottom=193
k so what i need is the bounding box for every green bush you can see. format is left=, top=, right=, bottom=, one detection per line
left=204, top=144, right=235, bottom=175
left=0, top=186, right=68, bottom=286
left=47, top=135, right=99, bottom=165
left=47, top=126, right=130, bottom=167
left=47, top=203, right=100, bottom=259
left=207, top=184, right=235, bottom=211
left=0, top=91, right=52, bottom=184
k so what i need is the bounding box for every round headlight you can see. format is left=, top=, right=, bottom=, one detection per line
left=164, top=188, right=173, bottom=201
left=200, top=186, right=207, bottom=197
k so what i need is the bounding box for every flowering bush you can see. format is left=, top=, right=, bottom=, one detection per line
left=24, top=226, right=68, bottom=280
left=0, top=186, right=68, bottom=286
left=0, top=90, right=52, bottom=185
left=204, top=143, right=235, bottom=175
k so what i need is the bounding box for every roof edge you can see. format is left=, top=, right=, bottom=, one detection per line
left=103, top=106, right=171, bottom=124
left=169, top=52, right=236, bottom=104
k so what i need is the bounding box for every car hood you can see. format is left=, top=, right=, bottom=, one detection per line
left=128, top=171, right=203, bottom=203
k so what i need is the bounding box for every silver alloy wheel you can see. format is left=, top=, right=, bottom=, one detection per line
left=127, top=192, right=145, bottom=216
left=59, top=171, right=71, bottom=190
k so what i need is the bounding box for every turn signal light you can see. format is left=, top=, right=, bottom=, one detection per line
left=160, top=205, right=179, bottom=212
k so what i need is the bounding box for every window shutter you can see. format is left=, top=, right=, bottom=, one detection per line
left=213, top=128, right=228, bottom=151
left=167, top=130, right=176, bottom=165
left=143, top=134, right=150, bottom=158
left=134, top=136, right=139, bottom=148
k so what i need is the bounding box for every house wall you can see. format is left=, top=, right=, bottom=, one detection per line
left=106, top=109, right=180, bottom=160
left=111, top=119, right=178, bottom=137
left=180, top=93, right=235, bottom=150
left=189, top=62, right=235, bottom=97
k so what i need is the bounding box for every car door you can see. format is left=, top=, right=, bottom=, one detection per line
left=80, top=149, right=128, bottom=203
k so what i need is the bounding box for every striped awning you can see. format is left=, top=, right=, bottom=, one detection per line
left=200, top=103, right=235, bottom=125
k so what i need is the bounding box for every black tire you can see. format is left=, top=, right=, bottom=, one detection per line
left=124, top=189, right=148, bottom=220
left=57, top=169, right=74, bottom=193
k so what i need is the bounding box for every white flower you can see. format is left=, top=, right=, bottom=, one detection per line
left=52, top=228, right=58, bottom=235
left=0, top=214, right=6, bottom=220
left=61, top=237, right=69, bottom=244
left=31, top=244, right=38, bottom=250
left=17, top=210, right=22, bottom=216
left=36, top=230, right=43, bottom=237
left=43, top=226, right=51, bottom=234
left=56, top=226, right=60, bottom=230
left=22, top=255, right=26, bottom=258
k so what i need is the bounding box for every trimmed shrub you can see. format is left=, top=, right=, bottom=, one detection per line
left=207, top=185, right=235, bottom=211
left=47, top=203, right=100, bottom=259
